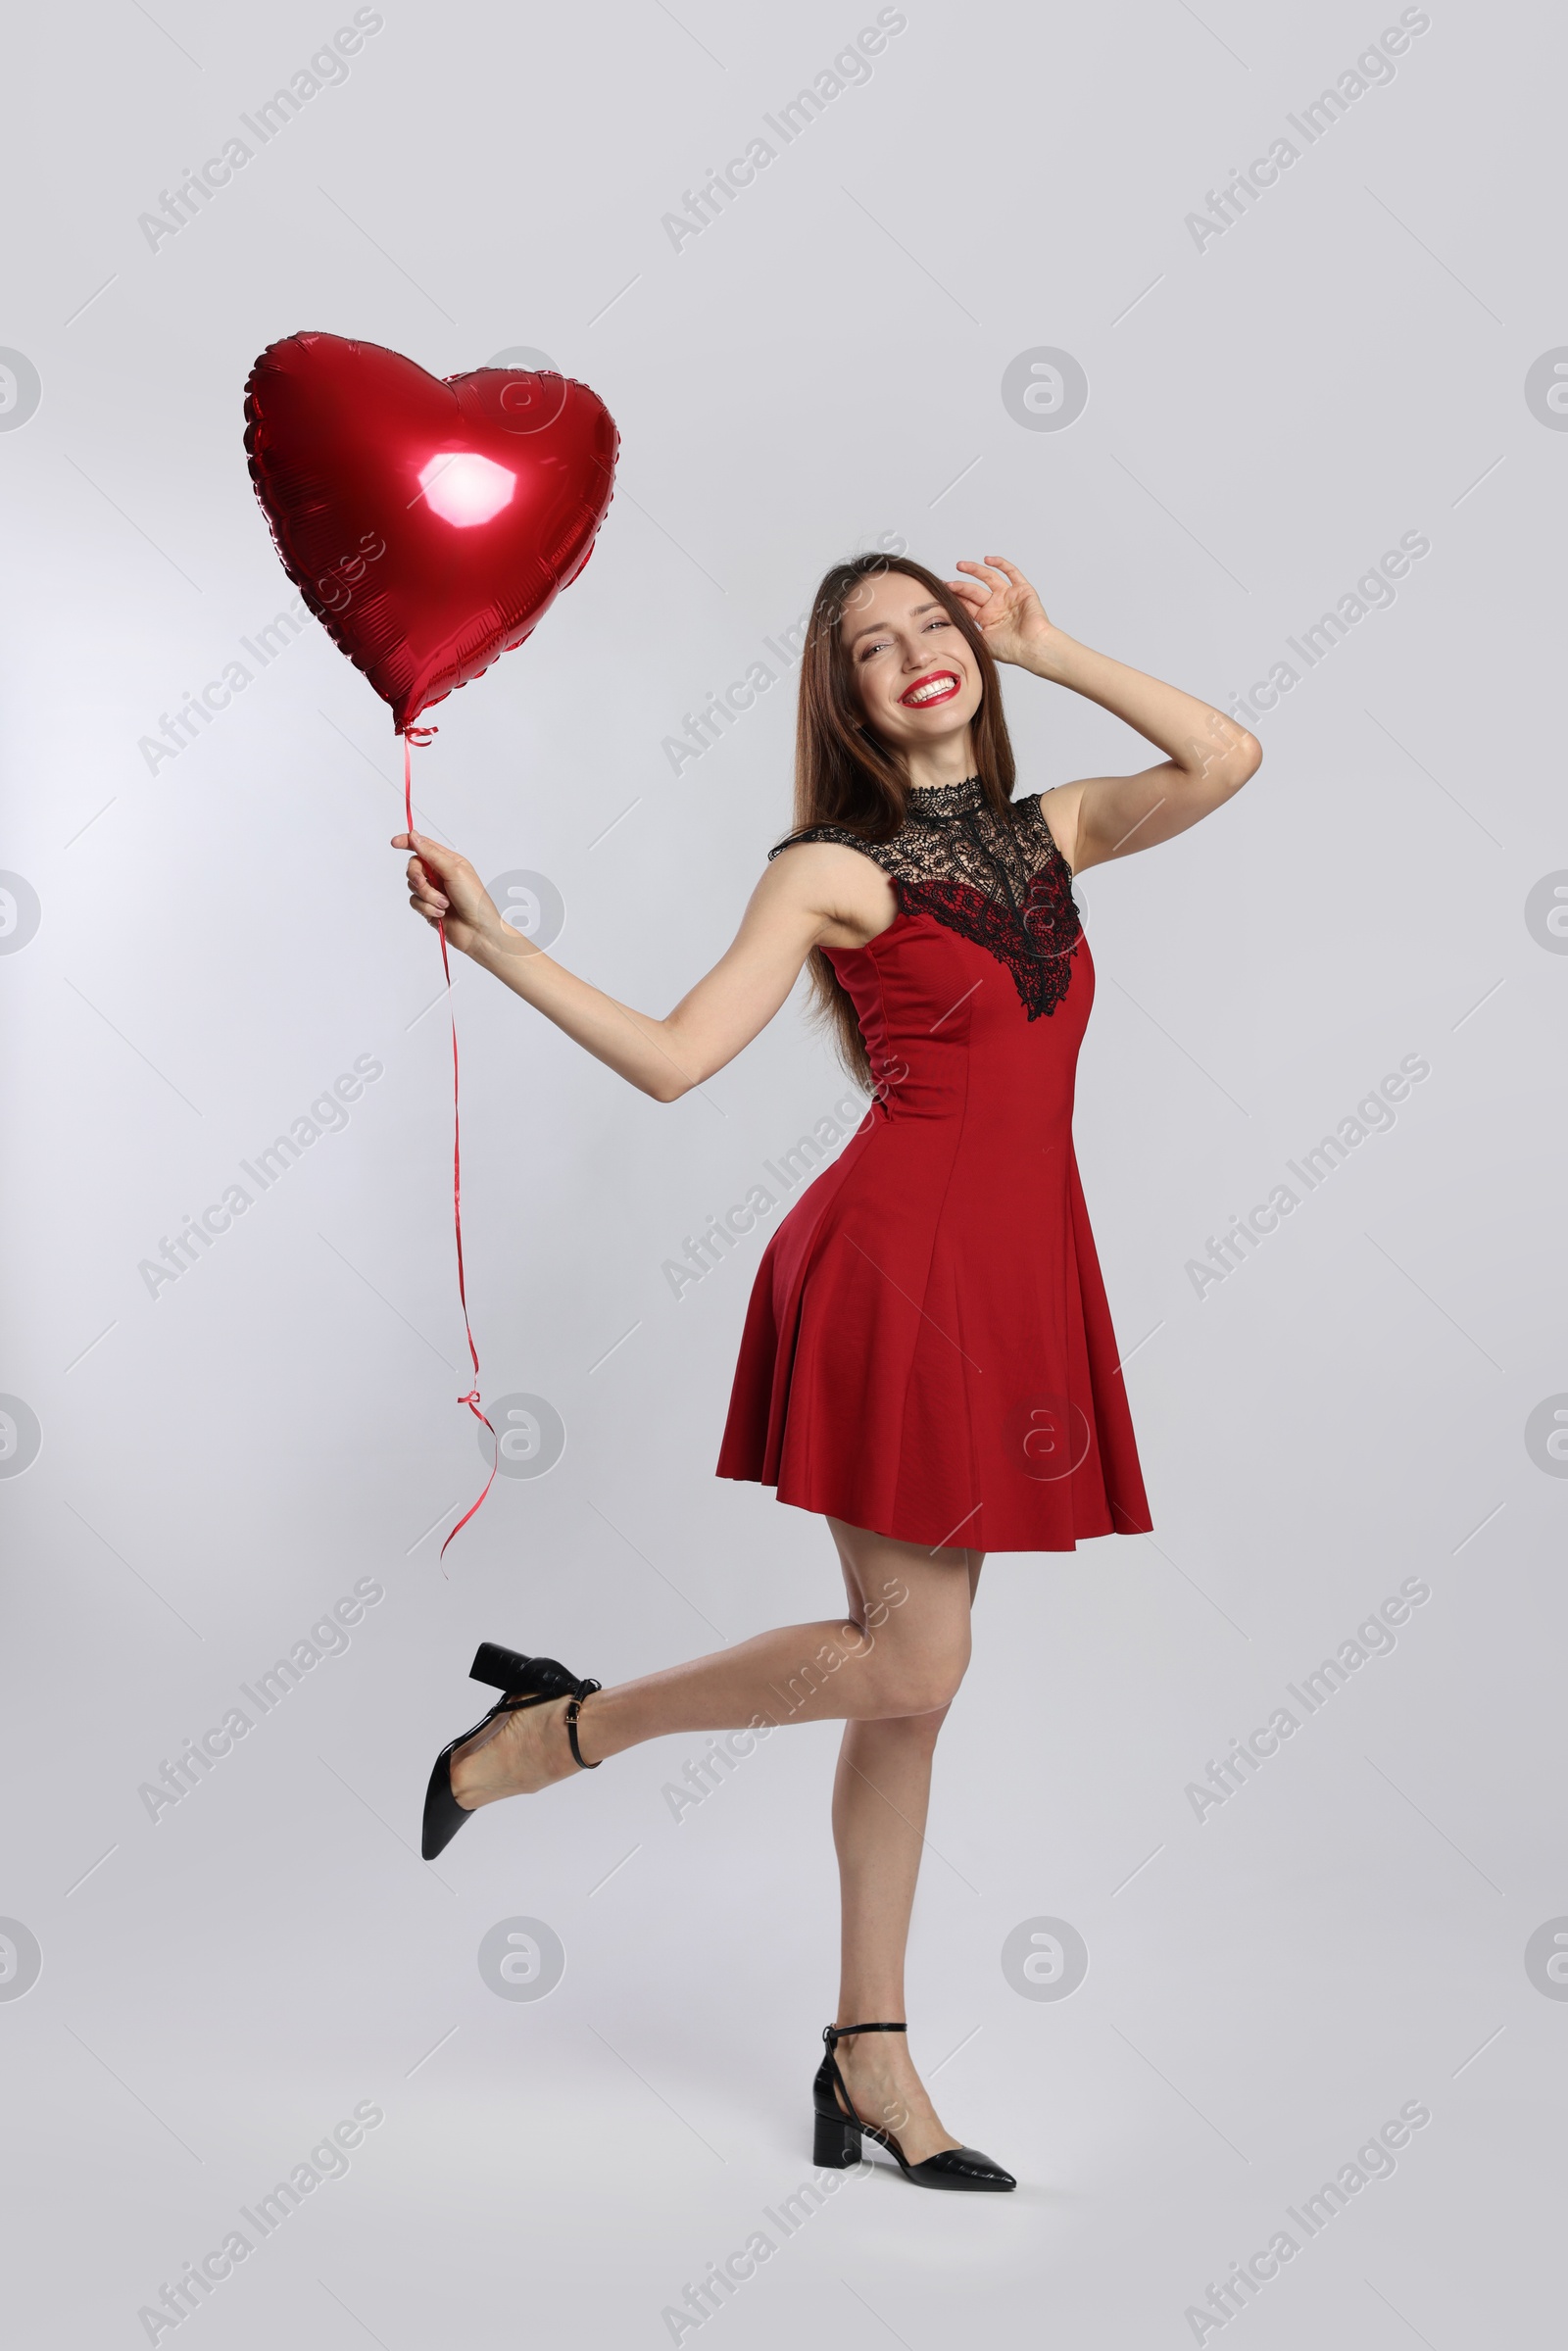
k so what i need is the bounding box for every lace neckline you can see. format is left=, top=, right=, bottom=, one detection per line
left=769, top=779, right=1081, bottom=1020
left=905, top=774, right=985, bottom=822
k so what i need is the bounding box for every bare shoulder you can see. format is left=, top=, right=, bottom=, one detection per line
left=760, top=834, right=899, bottom=948
left=1031, top=782, right=1087, bottom=873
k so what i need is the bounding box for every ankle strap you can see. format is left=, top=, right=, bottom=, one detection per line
left=824, top=2021, right=906, bottom=2044
left=565, top=1683, right=602, bottom=1770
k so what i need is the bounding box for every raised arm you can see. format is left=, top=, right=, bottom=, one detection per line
left=393, top=830, right=891, bottom=1103
left=946, top=556, right=1261, bottom=873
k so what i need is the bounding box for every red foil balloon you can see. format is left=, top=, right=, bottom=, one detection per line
left=243, top=332, right=618, bottom=733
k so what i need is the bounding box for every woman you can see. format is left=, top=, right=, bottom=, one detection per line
left=397, top=553, right=1259, bottom=2191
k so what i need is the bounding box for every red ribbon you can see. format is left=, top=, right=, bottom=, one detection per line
left=403, top=725, right=498, bottom=1558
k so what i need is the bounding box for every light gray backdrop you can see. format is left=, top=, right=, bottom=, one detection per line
left=3, top=1, right=1563, bottom=2344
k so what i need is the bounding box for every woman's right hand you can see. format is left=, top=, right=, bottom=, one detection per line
left=384, top=828, right=851, bottom=1102
left=392, top=831, right=513, bottom=960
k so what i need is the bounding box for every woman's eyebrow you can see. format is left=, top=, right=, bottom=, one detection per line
left=845, top=601, right=942, bottom=646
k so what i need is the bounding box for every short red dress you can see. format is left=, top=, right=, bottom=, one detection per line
left=715, top=775, right=1152, bottom=1552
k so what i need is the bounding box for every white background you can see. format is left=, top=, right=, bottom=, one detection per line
left=2, top=1, right=1564, bottom=2344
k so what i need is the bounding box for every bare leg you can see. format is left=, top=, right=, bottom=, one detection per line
left=826, top=1523, right=984, bottom=2166
left=450, top=1519, right=976, bottom=1803
left=446, top=1516, right=984, bottom=2166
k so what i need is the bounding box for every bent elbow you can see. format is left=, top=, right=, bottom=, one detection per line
left=646, top=1027, right=716, bottom=1102
left=1223, top=732, right=1263, bottom=795
left=639, top=1021, right=702, bottom=1103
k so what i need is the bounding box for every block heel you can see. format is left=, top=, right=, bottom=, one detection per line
left=419, top=1645, right=603, bottom=1860
left=813, top=2110, right=863, bottom=2168
left=469, top=1640, right=535, bottom=1690
left=810, top=2023, right=1015, bottom=2191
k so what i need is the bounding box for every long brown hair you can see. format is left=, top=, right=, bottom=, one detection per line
left=785, top=553, right=1017, bottom=1088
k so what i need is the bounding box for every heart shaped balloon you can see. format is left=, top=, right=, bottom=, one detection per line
left=243, top=332, right=618, bottom=734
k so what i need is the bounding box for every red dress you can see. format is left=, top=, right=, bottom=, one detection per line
left=716, top=776, right=1152, bottom=1552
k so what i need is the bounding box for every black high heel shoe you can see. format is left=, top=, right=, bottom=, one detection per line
left=812, top=2023, right=1016, bottom=2191
left=420, top=1641, right=602, bottom=1860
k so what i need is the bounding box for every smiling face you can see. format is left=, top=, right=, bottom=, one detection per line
left=839, top=568, right=983, bottom=763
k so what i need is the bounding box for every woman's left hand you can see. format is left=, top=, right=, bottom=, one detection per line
left=946, top=556, right=1058, bottom=668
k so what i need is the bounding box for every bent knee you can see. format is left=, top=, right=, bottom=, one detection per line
left=876, top=1650, right=970, bottom=1718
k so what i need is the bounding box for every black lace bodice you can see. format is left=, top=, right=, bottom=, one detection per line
left=770, top=775, right=1083, bottom=1019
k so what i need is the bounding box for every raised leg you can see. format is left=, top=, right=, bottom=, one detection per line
left=444, top=1514, right=985, bottom=2167
left=449, top=1516, right=978, bottom=1806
